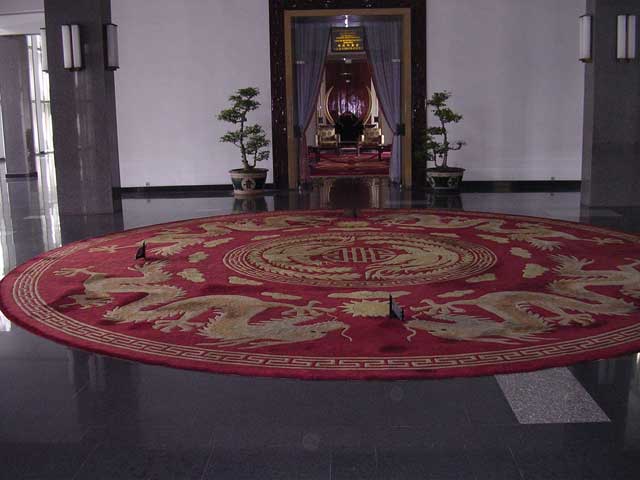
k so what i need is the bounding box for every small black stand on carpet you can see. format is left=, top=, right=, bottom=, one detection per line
left=135, top=242, right=146, bottom=260
left=389, top=295, right=405, bottom=321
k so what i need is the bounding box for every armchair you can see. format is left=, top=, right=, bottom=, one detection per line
left=316, top=126, right=340, bottom=152
left=359, top=125, right=385, bottom=150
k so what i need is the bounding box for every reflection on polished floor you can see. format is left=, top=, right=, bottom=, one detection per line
left=1, top=156, right=640, bottom=479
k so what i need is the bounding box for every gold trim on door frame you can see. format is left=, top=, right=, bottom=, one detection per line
left=284, top=8, right=413, bottom=189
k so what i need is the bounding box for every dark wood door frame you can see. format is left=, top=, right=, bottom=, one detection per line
left=269, top=0, right=427, bottom=190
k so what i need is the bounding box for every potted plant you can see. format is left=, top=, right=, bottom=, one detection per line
left=218, top=87, right=270, bottom=196
left=423, top=91, right=466, bottom=192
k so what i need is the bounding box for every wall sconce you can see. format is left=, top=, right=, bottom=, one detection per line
left=104, top=23, right=119, bottom=71
left=40, top=28, right=48, bottom=72
left=61, top=24, right=82, bottom=71
left=617, top=15, right=637, bottom=61
left=579, top=15, right=593, bottom=62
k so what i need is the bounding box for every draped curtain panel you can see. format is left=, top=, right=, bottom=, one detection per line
left=364, top=18, right=403, bottom=183
left=294, top=20, right=330, bottom=184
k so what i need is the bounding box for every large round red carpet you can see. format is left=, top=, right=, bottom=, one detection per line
left=1, top=209, right=640, bottom=380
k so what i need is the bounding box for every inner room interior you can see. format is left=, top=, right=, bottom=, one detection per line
left=299, top=15, right=394, bottom=182
left=285, top=9, right=415, bottom=190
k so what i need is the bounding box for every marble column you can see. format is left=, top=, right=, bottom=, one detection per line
left=44, top=0, right=121, bottom=215
left=0, top=107, right=4, bottom=159
left=582, top=0, right=640, bottom=207
left=0, top=36, right=37, bottom=178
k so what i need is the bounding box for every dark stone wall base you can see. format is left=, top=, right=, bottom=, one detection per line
left=459, top=181, right=581, bottom=193
left=5, top=171, right=38, bottom=179
left=118, top=180, right=579, bottom=199
left=119, top=184, right=276, bottom=199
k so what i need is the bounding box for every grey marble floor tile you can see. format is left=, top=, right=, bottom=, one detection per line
left=202, top=446, right=331, bottom=480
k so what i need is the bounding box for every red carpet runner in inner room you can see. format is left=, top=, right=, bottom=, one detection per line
left=310, top=151, right=390, bottom=176
left=2, top=209, right=640, bottom=380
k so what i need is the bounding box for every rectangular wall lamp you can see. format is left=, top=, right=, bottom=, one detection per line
left=104, top=23, right=119, bottom=71
left=61, top=24, right=82, bottom=71
left=617, top=15, right=637, bottom=61
left=40, top=28, right=48, bottom=72
left=579, top=15, right=593, bottom=62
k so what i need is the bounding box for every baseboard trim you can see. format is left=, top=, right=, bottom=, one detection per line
left=459, top=180, right=581, bottom=193
left=119, top=184, right=276, bottom=198
left=117, top=180, right=581, bottom=198
left=5, top=171, right=38, bottom=179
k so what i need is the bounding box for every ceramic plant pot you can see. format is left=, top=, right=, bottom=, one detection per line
left=229, top=168, right=268, bottom=196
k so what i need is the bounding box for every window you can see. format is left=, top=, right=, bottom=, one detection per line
left=26, top=35, right=54, bottom=154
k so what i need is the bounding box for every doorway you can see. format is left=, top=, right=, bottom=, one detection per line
left=269, top=2, right=426, bottom=190
left=286, top=9, right=411, bottom=189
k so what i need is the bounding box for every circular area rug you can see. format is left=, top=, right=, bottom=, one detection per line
left=1, top=209, right=640, bottom=380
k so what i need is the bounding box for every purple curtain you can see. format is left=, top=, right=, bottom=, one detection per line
left=364, top=18, right=403, bottom=183
left=294, top=20, right=330, bottom=184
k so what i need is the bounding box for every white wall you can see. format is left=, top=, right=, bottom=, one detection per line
left=112, top=0, right=273, bottom=188
left=113, top=0, right=585, bottom=187
left=427, top=0, right=585, bottom=181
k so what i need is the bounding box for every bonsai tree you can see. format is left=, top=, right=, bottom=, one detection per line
left=218, top=87, right=270, bottom=171
left=423, top=91, right=466, bottom=170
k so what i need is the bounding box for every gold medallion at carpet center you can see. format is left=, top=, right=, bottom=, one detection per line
left=224, top=231, right=497, bottom=288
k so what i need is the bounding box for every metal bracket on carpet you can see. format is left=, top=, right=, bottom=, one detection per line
left=135, top=242, right=146, bottom=260
left=389, top=295, right=405, bottom=321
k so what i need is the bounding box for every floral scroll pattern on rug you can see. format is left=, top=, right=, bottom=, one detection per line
left=1, top=209, right=639, bottom=380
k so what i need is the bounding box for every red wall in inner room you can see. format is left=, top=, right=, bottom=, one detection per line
left=325, top=60, right=372, bottom=123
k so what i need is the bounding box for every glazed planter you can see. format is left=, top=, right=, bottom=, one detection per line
left=426, top=167, right=465, bottom=192
left=229, top=168, right=268, bottom=196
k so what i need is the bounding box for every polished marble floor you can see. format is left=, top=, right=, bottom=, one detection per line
left=1, top=157, right=640, bottom=479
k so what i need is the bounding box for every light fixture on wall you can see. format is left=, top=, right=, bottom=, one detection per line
left=40, top=28, right=48, bottom=72
left=61, top=24, right=83, bottom=71
left=579, top=15, right=593, bottom=63
left=617, top=15, right=637, bottom=61
left=104, top=23, right=119, bottom=71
